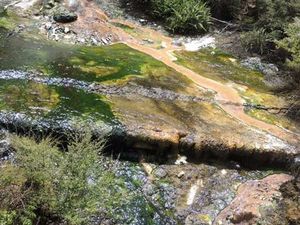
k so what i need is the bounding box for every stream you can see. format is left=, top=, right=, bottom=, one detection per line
left=0, top=0, right=299, bottom=224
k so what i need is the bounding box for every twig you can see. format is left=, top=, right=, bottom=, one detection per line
left=4, top=0, right=21, bottom=10
left=211, top=17, right=238, bottom=28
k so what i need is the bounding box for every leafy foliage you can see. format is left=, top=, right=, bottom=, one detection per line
left=148, top=0, right=211, bottom=33
left=254, top=0, right=300, bottom=31
left=0, top=133, right=131, bottom=225
left=277, top=18, right=300, bottom=75
left=240, top=28, right=271, bottom=55
left=239, top=0, right=300, bottom=55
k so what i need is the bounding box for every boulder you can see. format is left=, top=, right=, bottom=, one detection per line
left=53, top=7, right=77, bottom=23
left=241, top=57, right=279, bottom=76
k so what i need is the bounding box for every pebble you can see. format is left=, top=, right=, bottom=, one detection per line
left=154, top=167, right=167, bottom=178
left=64, top=27, right=70, bottom=34
left=45, top=22, right=52, bottom=30
left=175, top=155, right=187, bottom=165
left=177, top=171, right=185, bottom=178
left=221, top=169, right=227, bottom=175
left=161, top=41, right=167, bottom=48
left=101, top=37, right=108, bottom=45
left=143, top=38, right=154, bottom=44
left=91, top=37, right=98, bottom=45
left=139, top=19, right=147, bottom=25
left=78, top=38, right=85, bottom=43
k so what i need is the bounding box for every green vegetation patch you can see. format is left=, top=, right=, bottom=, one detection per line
left=0, top=79, right=117, bottom=124
left=0, top=27, right=197, bottom=93
left=0, top=10, right=18, bottom=30
left=111, top=22, right=136, bottom=34
left=151, top=0, right=211, bottom=33
left=0, top=133, right=129, bottom=225
left=0, top=17, right=16, bottom=30
left=0, top=133, right=177, bottom=224
left=277, top=17, right=300, bottom=75
left=246, top=108, right=299, bottom=133
left=174, top=48, right=268, bottom=91
left=174, top=48, right=300, bottom=131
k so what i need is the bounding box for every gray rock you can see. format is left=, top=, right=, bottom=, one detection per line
left=143, top=182, right=156, bottom=196
left=46, top=0, right=56, bottom=8
left=64, top=27, right=70, bottom=34
left=101, top=37, right=108, bottom=45
left=177, top=171, right=185, bottom=178
left=241, top=57, right=279, bottom=76
left=154, top=167, right=168, bottom=178
left=142, top=38, right=154, bottom=44
left=139, top=19, right=147, bottom=25
left=53, top=7, right=77, bottom=23
left=45, top=22, right=52, bottom=30
left=91, top=37, right=98, bottom=45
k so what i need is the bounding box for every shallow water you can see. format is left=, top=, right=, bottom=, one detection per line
left=0, top=26, right=201, bottom=127
left=0, top=26, right=191, bottom=89
left=0, top=78, right=116, bottom=124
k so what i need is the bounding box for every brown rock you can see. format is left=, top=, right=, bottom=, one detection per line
left=215, top=174, right=293, bottom=225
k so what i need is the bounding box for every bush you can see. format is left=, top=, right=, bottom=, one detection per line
left=240, top=28, right=271, bottom=55
left=277, top=18, right=300, bottom=74
left=151, top=0, right=211, bottom=34
left=0, top=133, right=132, bottom=225
left=238, top=0, right=300, bottom=55
left=254, top=0, right=300, bottom=31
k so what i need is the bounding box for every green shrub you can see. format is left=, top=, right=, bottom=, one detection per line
left=277, top=18, right=300, bottom=74
left=240, top=28, right=271, bottom=54
left=0, top=133, right=132, bottom=225
left=151, top=0, right=211, bottom=34
left=254, top=0, right=300, bottom=31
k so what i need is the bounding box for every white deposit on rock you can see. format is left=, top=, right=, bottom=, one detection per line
left=184, top=35, right=215, bottom=51
left=9, top=0, right=39, bottom=10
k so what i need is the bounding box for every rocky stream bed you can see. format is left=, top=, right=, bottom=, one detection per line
left=0, top=0, right=299, bottom=224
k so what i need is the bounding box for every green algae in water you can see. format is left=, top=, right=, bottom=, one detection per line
left=246, top=108, right=299, bottom=133
left=0, top=79, right=117, bottom=124
left=0, top=10, right=17, bottom=30
left=174, top=48, right=300, bottom=131
left=0, top=26, right=159, bottom=82
left=111, top=22, right=135, bottom=34
left=0, top=27, right=165, bottom=83
left=47, top=43, right=187, bottom=87
left=0, top=27, right=196, bottom=94
left=174, top=48, right=268, bottom=91
left=0, top=27, right=73, bottom=71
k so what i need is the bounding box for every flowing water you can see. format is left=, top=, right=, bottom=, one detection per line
left=0, top=3, right=299, bottom=224
left=0, top=26, right=201, bottom=129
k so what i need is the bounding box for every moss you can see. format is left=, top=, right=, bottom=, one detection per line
left=0, top=80, right=60, bottom=116
left=0, top=10, right=28, bottom=30
left=246, top=109, right=298, bottom=133
left=0, top=17, right=15, bottom=30
left=0, top=79, right=117, bottom=124
left=0, top=27, right=204, bottom=94
left=174, top=48, right=300, bottom=132
left=111, top=22, right=135, bottom=34
left=175, top=48, right=268, bottom=91
left=197, top=214, right=212, bottom=224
